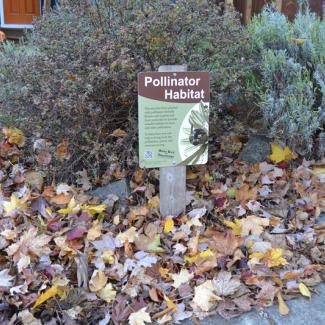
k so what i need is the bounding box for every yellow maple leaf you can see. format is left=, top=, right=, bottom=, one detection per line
left=224, top=219, right=242, bottom=236
left=299, top=282, right=311, bottom=300
left=57, top=197, right=79, bottom=215
left=4, top=194, right=27, bottom=216
left=159, top=267, right=170, bottom=278
left=264, top=248, right=288, bottom=267
left=2, top=127, right=25, bottom=147
left=250, top=248, right=288, bottom=268
left=269, top=144, right=295, bottom=164
left=184, top=248, right=214, bottom=264
left=33, top=285, right=67, bottom=309
left=164, top=218, right=174, bottom=233
left=164, top=295, right=178, bottom=313
left=81, top=204, right=107, bottom=215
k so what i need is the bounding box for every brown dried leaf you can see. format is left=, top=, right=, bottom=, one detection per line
left=204, top=229, right=243, bottom=256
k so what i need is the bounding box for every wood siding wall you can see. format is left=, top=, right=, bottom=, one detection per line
left=234, top=0, right=324, bottom=24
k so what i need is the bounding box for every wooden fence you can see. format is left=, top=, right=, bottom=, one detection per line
left=233, top=0, right=324, bottom=24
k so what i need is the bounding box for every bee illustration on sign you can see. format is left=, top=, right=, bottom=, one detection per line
left=178, top=101, right=209, bottom=165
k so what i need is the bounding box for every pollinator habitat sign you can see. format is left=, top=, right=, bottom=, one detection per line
left=138, top=71, right=210, bottom=168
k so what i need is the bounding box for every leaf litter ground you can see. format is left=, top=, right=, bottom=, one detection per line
left=0, top=126, right=324, bottom=325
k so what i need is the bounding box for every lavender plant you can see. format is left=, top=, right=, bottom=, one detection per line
left=247, top=5, right=325, bottom=154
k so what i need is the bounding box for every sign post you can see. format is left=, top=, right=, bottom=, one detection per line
left=138, top=66, right=210, bottom=217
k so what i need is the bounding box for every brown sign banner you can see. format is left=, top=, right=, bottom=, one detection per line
left=138, top=71, right=210, bottom=103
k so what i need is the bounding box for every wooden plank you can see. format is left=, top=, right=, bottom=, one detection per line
left=43, top=0, right=51, bottom=12
left=275, top=0, right=283, bottom=12
left=243, top=0, right=253, bottom=24
left=159, top=65, right=187, bottom=218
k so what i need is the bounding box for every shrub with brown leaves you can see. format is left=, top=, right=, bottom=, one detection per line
left=0, top=0, right=249, bottom=181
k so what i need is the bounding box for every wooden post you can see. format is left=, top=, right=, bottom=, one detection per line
left=225, top=0, right=234, bottom=10
left=275, top=0, right=283, bottom=12
left=159, top=65, right=187, bottom=218
left=43, top=0, right=51, bottom=12
left=243, top=0, right=253, bottom=24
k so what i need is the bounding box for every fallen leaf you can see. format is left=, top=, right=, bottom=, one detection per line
left=89, top=270, right=108, bottom=292
left=66, top=227, right=86, bottom=241
left=184, top=248, right=214, bottom=264
left=223, top=219, right=242, bottom=236
left=250, top=248, right=288, bottom=268
left=82, top=203, right=107, bottom=215
left=147, top=195, right=160, bottom=209
left=56, top=139, right=70, bottom=161
left=18, top=310, right=42, bottom=325
left=277, top=292, right=289, bottom=316
left=111, top=128, right=128, bottom=137
left=313, top=167, right=325, bottom=174
left=50, top=193, right=71, bottom=205
left=33, top=285, right=66, bottom=308
left=240, top=215, right=269, bottom=236
left=0, top=269, right=14, bottom=287
left=129, top=206, right=149, bottom=221
left=4, top=194, right=27, bottom=216
left=36, top=150, right=52, bottom=166
left=235, top=184, right=257, bottom=204
left=76, top=169, right=92, bottom=191
left=299, top=282, right=311, bottom=300
left=186, top=170, right=199, bottom=180
left=269, top=144, right=295, bottom=164
left=204, top=229, right=243, bottom=256
left=1, top=228, right=18, bottom=240
left=6, top=228, right=51, bottom=265
left=171, top=269, right=194, bottom=288
left=117, top=227, right=138, bottom=244
left=292, top=38, right=305, bottom=45
left=25, top=171, right=44, bottom=191
left=128, top=307, right=151, bottom=325
left=186, top=215, right=203, bottom=228
left=56, top=183, right=72, bottom=195
left=213, top=271, right=240, bottom=296
left=164, top=295, right=178, bottom=312
left=193, top=280, right=222, bottom=311
left=97, top=283, right=117, bottom=303
left=3, top=127, right=25, bottom=147
left=164, top=218, right=174, bottom=233
left=147, top=234, right=164, bottom=253
left=87, top=222, right=102, bottom=241
left=262, top=249, right=288, bottom=268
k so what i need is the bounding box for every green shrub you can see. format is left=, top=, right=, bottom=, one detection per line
left=0, top=0, right=248, bottom=180
left=246, top=5, right=325, bottom=154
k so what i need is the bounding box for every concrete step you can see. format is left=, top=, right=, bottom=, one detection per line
left=183, top=284, right=325, bottom=325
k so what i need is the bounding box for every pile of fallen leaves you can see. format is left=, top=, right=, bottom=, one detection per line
left=0, top=127, right=325, bottom=325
